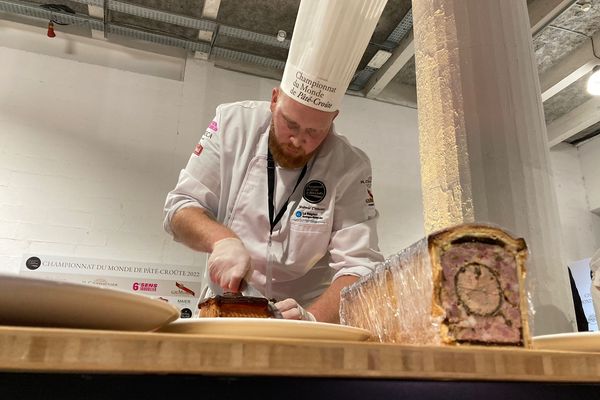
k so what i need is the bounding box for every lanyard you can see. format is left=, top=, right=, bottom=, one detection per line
left=267, top=148, right=307, bottom=235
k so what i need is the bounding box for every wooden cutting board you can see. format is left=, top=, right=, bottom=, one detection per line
left=0, top=326, right=598, bottom=382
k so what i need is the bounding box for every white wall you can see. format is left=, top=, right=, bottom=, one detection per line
left=335, top=94, right=423, bottom=254
left=550, top=143, right=600, bottom=263
left=0, top=30, right=423, bottom=276
left=0, top=45, right=200, bottom=274
left=580, top=135, right=600, bottom=216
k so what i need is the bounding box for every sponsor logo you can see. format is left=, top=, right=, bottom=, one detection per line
left=87, top=279, right=118, bottom=288
left=174, top=282, right=196, bottom=296
left=193, top=143, right=203, bottom=156
left=201, top=130, right=213, bottom=141
left=361, top=176, right=375, bottom=206
left=132, top=282, right=158, bottom=292
left=180, top=308, right=193, bottom=318
left=303, top=180, right=326, bottom=204
left=366, top=188, right=374, bottom=206
left=25, top=256, right=42, bottom=270
left=208, top=120, right=218, bottom=132
left=293, top=205, right=326, bottom=224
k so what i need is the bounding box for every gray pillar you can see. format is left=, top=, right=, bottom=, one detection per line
left=412, top=0, right=575, bottom=334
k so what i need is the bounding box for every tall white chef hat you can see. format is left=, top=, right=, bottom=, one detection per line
left=280, top=0, right=388, bottom=112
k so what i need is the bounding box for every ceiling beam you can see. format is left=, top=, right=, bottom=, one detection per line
left=202, top=0, right=221, bottom=20
left=528, top=0, right=577, bottom=35
left=364, top=0, right=576, bottom=99
left=546, top=96, right=600, bottom=147
left=363, top=30, right=414, bottom=99
left=540, top=31, right=600, bottom=101
left=87, top=4, right=104, bottom=40
left=195, top=0, right=221, bottom=59
left=197, top=0, right=220, bottom=42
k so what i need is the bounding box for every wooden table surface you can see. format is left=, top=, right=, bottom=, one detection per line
left=0, top=325, right=599, bottom=382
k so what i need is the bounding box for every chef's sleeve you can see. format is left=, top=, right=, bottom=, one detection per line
left=163, top=108, right=222, bottom=237
left=328, top=153, right=384, bottom=280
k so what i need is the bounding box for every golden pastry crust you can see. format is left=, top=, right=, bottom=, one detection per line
left=198, top=293, right=275, bottom=318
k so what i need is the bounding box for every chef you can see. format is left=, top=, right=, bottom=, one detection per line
left=163, top=0, right=387, bottom=323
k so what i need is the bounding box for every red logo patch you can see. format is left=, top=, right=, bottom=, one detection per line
left=193, top=143, right=204, bottom=156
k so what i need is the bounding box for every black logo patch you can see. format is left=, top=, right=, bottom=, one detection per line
left=180, top=308, right=193, bottom=318
left=25, top=256, right=41, bottom=270
left=303, top=180, right=326, bottom=204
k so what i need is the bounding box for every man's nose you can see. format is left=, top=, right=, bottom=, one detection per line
left=289, top=135, right=304, bottom=147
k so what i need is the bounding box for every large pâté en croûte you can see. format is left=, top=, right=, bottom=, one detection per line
left=340, top=224, right=530, bottom=346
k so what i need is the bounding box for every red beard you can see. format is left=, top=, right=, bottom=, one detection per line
left=268, top=123, right=313, bottom=169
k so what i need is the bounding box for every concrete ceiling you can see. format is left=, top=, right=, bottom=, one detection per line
left=1, top=0, right=599, bottom=146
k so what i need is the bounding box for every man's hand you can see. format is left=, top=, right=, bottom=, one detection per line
left=274, top=298, right=316, bottom=321
left=208, top=237, right=251, bottom=292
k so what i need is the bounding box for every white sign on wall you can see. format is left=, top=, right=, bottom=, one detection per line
left=20, top=254, right=203, bottom=318
left=568, top=258, right=598, bottom=331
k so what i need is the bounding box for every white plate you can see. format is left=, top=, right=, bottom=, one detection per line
left=532, top=331, right=600, bottom=352
left=158, top=318, right=372, bottom=341
left=0, top=274, right=180, bottom=331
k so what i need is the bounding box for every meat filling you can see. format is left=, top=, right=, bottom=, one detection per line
left=440, top=242, right=522, bottom=344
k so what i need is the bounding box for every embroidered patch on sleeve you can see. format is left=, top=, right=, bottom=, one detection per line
left=195, top=118, right=218, bottom=155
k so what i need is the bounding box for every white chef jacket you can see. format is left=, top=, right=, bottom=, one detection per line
left=163, top=100, right=384, bottom=306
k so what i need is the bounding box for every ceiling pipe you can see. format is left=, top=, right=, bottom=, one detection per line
left=66, top=0, right=290, bottom=48
left=0, top=0, right=284, bottom=69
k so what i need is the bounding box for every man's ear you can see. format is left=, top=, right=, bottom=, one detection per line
left=270, top=87, right=280, bottom=112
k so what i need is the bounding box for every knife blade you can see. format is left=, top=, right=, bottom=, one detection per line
left=238, top=278, right=265, bottom=298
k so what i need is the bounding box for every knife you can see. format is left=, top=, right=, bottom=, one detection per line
left=238, top=278, right=265, bottom=298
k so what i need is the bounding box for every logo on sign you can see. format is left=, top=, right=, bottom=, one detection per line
left=175, top=282, right=196, bottom=296
left=25, top=257, right=42, bottom=270
left=303, top=180, right=326, bottom=204
left=132, top=282, right=158, bottom=292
